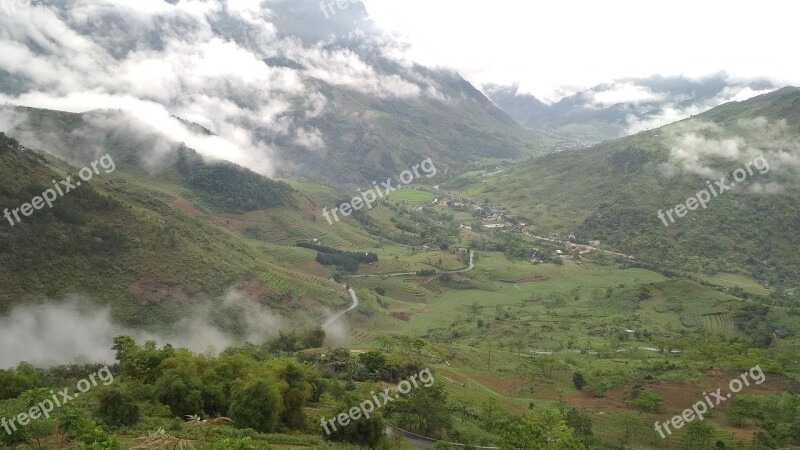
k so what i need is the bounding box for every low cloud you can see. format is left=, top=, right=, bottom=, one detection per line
left=589, top=82, right=666, bottom=107
left=1, top=105, right=276, bottom=175
left=626, top=84, right=777, bottom=134
left=660, top=118, right=800, bottom=191
left=0, top=0, right=438, bottom=174
left=0, top=291, right=282, bottom=369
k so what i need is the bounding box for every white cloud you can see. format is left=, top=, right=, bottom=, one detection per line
left=661, top=118, right=800, bottom=187
left=0, top=292, right=282, bottom=369
left=0, top=0, right=432, bottom=175
left=589, top=83, right=665, bottom=107
left=625, top=84, right=778, bottom=134
left=362, top=0, right=800, bottom=101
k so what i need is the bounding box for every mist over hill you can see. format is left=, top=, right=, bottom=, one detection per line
left=2, top=2, right=800, bottom=449
left=486, top=73, right=778, bottom=144
left=0, top=0, right=549, bottom=186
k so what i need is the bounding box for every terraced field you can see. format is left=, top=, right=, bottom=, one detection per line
left=245, top=209, right=379, bottom=249
left=359, top=258, right=415, bottom=275
left=351, top=277, right=429, bottom=302
left=702, top=312, right=736, bottom=332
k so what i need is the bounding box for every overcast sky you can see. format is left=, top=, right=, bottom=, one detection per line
left=362, top=0, right=800, bottom=102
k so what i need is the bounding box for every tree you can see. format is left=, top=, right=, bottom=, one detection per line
left=0, top=367, right=36, bottom=400
left=572, top=372, right=587, bottom=391
left=153, top=354, right=204, bottom=416
left=536, top=355, right=558, bottom=378
left=412, top=338, right=426, bottom=356
left=228, top=377, right=283, bottom=433
left=96, top=387, right=140, bottom=427
left=386, top=383, right=452, bottom=435
left=324, top=403, right=385, bottom=448
left=359, top=351, right=388, bottom=377
left=113, top=336, right=174, bottom=384
left=58, top=408, right=93, bottom=439
left=630, top=390, right=664, bottom=413
left=565, top=408, right=593, bottom=439
left=479, top=399, right=505, bottom=433
left=470, top=302, right=481, bottom=314
left=685, top=420, right=714, bottom=449
left=499, top=410, right=585, bottom=449
left=275, top=361, right=313, bottom=430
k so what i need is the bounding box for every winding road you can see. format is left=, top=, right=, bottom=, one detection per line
left=341, top=250, right=474, bottom=279
left=322, top=251, right=474, bottom=329
left=322, top=287, right=359, bottom=330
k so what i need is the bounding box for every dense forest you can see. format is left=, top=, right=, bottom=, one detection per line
left=297, top=242, right=378, bottom=273
left=175, top=146, right=294, bottom=213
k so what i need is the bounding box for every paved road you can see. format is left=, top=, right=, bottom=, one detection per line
left=322, top=287, right=359, bottom=330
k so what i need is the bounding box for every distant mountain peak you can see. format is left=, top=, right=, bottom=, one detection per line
left=486, top=73, right=780, bottom=144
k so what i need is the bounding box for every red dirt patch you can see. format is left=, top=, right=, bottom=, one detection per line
left=569, top=371, right=799, bottom=414
left=566, top=369, right=800, bottom=440
left=390, top=312, right=412, bottom=321
left=128, top=278, right=194, bottom=305
left=210, top=216, right=248, bottom=231
left=171, top=197, right=205, bottom=216
left=233, top=280, right=272, bottom=304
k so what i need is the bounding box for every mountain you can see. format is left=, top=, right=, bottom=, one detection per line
left=0, top=0, right=554, bottom=187
left=2, top=105, right=296, bottom=213
left=0, top=128, right=363, bottom=338
left=486, top=73, right=779, bottom=145
left=448, top=87, right=800, bottom=288
left=0, top=102, right=479, bottom=352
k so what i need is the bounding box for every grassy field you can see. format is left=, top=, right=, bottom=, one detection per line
left=13, top=143, right=797, bottom=449
left=385, top=187, right=435, bottom=203
left=327, top=243, right=800, bottom=449
left=105, top=166, right=799, bottom=449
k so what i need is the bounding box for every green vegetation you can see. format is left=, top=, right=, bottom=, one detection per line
left=2, top=89, right=800, bottom=450
left=444, top=88, right=800, bottom=291
left=0, top=134, right=350, bottom=328
left=297, top=242, right=378, bottom=273
left=174, top=146, right=294, bottom=213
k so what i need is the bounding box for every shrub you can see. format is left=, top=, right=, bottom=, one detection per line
left=96, top=387, right=140, bottom=427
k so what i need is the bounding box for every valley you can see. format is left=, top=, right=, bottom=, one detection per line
left=3, top=100, right=799, bottom=446
left=0, top=1, right=798, bottom=449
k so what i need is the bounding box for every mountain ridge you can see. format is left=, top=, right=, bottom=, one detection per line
left=0, top=0, right=554, bottom=187
left=447, top=87, right=800, bottom=288
left=486, top=73, right=780, bottom=145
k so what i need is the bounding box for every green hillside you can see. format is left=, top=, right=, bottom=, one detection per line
left=0, top=132, right=350, bottom=330
left=2, top=97, right=800, bottom=449
left=276, top=75, right=558, bottom=186
left=4, top=106, right=294, bottom=214
left=445, top=88, right=800, bottom=289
